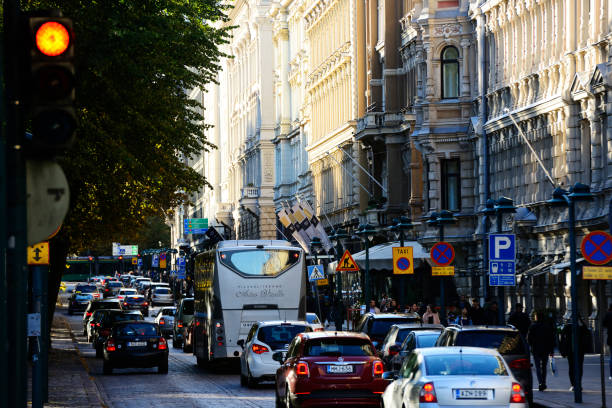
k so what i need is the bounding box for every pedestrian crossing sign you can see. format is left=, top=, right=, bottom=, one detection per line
left=308, top=264, right=326, bottom=281
left=336, top=250, right=359, bottom=272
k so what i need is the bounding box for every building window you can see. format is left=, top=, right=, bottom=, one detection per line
left=441, top=46, right=459, bottom=99
left=441, top=159, right=460, bottom=211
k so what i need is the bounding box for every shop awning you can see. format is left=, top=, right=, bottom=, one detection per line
left=327, top=241, right=430, bottom=273
left=550, top=258, right=585, bottom=275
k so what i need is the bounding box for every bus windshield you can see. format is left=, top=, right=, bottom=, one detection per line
left=219, top=249, right=301, bottom=277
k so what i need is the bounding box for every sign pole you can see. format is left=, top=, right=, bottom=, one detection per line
left=568, top=199, right=582, bottom=403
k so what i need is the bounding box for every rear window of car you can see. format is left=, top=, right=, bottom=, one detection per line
left=154, top=288, right=171, bottom=294
left=455, top=331, right=526, bottom=355
left=108, top=282, right=122, bottom=287
left=304, top=338, right=375, bottom=357
left=181, top=300, right=194, bottom=315
left=109, top=313, right=143, bottom=323
left=257, top=325, right=309, bottom=350
left=92, top=301, right=120, bottom=310
left=425, top=354, right=508, bottom=376
left=126, top=296, right=145, bottom=303
left=115, top=323, right=158, bottom=337
left=396, top=328, right=414, bottom=344
left=120, top=289, right=136, bottom=294
left=76, top=285, right=97, bottom=293
left=370, top=319, right=418, bottom=337
left=161, top=309, right=175, bottom=316
left=416, top=334, right=440, bottom=348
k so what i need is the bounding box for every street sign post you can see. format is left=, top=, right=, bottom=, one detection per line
left=112, top=243, right=138, bottom=256
left=307, top=264, right=326, bottom=281
left=152, top=254, right=159, bottom=268
left=581, top=231, right=612, bottom=265
left=336, top=250, right=359, bottom=272
left=430, top=242, right=455, bottom=267
left=392, top=247, right=414, bottom=274
left=184, top=218, right=208, bottom=234
left=489, top=234, right=516, bottom=286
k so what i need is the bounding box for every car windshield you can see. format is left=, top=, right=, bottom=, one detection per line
left=154, top=288, right=171, bottom=294
left=370, top=319, right=418, bottom=337
left=76, top=285, right=97, bottom=293
left=257, top=325, right=308, bottom=350
left=181, top=300, right=194, bottom=315
left=425, top=354, right=508, bottom=376
left=304, top=338, right=375, bottom=357
left=115, top=323, right=157, bottom=337
left=416, top=334, right=440, bottom=348
left=219, top=249, right=301, bottom=277
left=455, top=331, right=526, bottom=355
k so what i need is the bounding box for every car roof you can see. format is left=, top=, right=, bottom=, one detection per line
left=412, top=330, right=444, bottom=336
left=416, top=346, right=503, bottom=357
left=255, top=320, right=309, bottom=327
left=366, top=313, right=419, bottom=319
left=445, top=325, right=519, bottom=332
left=393, top=323, right=445, bottom=330
left=299, top=331, right=371, bottom=341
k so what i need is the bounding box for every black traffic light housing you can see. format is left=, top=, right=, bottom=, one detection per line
left=23, top=10, right=76, bottom=155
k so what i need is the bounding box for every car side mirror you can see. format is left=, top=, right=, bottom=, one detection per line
left=237, top=339, right=245, bottom=349
left=382, top=371, right=398, bottom=381
left=272, top=351, right=285, bottom=364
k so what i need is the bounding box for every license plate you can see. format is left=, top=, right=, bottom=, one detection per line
left=326, top=365, right=353, bottom=374
left=454, top=389, right=491, bottom=399
left=128, top=341, right=147, bottom=347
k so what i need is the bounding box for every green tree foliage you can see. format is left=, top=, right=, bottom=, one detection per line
left=134, top=216, right=171, bottom=251
left=23, top=0, right=231, bottom=251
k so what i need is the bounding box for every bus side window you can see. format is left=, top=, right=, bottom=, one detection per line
left=246, top=324, right=258, bottom=343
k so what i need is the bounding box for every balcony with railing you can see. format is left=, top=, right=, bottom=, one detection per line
left=241, top=187, right=260, bottom=199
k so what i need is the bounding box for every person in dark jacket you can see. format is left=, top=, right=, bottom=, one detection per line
left=483, top=301, right=500, bottom=325
left=559, top=317, right=592, bottom=391
left=603, top=304, right=612, bottom=379
left=508, top=303, right=532, bottom=337
left=527, top=311, right=555, bottom=391
left=470, top=298, right=485, bottom=325
left=333, top=298, right=346, bottom=331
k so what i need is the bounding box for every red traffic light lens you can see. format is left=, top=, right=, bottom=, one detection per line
left=36, top=22, right=70, bottom=56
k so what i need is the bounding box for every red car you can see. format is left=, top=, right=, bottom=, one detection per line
left=273, top=331, right=386, bottom=407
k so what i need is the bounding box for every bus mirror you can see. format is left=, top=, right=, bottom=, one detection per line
left=237, top=339, right=245, bottom=349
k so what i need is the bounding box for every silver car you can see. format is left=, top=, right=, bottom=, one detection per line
left=382, top=347, right=527, bottom=407
left=154, top=307, right=176, bottom=336
left=238, top=320, right=312, bottom=388
left=151, top=287, right=174, bottom=306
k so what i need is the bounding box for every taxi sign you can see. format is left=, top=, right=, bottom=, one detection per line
left=432, top=266, right=455, bottom=276
left=131, top=257, right=138, bottom=265
left=28, top=242, right=50, bottom=265
left=392, top=247, right=414, bottom=274
left=336, top=250, right=359, bottom=272
left=582, top=266, right=612, bottom=280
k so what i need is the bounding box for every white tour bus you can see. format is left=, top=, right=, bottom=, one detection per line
left=191, top=240, right=306, bottom=366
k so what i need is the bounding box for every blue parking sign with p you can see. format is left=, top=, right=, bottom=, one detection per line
left=489, top=234, right=515, bottom=260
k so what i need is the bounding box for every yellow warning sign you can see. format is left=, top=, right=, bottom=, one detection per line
left=432, top=266, right=455, bottom=276
left=393, top=247, right=414, bottom=275
left=583, top=266, right=612, bottom=280
left=336, top=250, right=359, bottom=272
left=27, top=242, right=50, bottom=266
left=316, top=278, right=329, bottom=286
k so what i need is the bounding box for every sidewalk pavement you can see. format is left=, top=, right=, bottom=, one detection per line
left=533, top=354, right=612, bottom=407
left=28, top=314, right=107, bottom=407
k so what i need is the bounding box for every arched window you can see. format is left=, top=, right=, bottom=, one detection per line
left=441, top=46, right=459, bottom=99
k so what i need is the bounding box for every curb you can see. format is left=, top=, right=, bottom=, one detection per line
left=56, top=314, right=111, bottom=408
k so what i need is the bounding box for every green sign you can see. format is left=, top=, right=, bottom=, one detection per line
left=184, top=218, right=208, bottom=234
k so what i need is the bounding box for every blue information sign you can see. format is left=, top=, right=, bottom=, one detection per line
left=489, top=234, right=516, bottom=286
left=177, top=257, right=186, bottom=279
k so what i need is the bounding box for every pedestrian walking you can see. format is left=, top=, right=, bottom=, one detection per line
left=422, top=304, right=441, bottom=325
left=602, top=304, right=612, bottom=380
left=527, top=311, right=555, bottom=391
left=458, top=307, right=472, bottom=326
left=559, top=317, right=592, bottom=391
left=470, top=298, right=485, bottom=324
left=508, top=303, right=531, bottom=337
left=367, top=299, right=380, bottom=314
left=483, top=301, right=500, bottom=325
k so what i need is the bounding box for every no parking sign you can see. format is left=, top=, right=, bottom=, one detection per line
left=393, top=247, right=414, bottom=275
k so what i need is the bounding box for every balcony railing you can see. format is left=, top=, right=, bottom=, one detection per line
left=241, top=187, right=260, bottom=199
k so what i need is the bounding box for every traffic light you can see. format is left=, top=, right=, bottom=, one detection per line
left=118, top=255, right=123, bottom=261
left=88, top=256, right=93, bottom=262
left=24, top=11, right=76, bottom=154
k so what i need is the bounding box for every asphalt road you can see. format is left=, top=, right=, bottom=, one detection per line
left=64, top=305, right=276, bottom=408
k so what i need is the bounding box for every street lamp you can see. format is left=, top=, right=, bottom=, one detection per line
left=494, top=197, right=516, bottom=324
left=427, top=210, right=456, bottom=325
left=547, top=182, right=593, bottom=403
left=356, top=224, right=377, bottom=306
left=310, top=236, right=324, bottom=322
left=329, top=228, right=348, bottom=302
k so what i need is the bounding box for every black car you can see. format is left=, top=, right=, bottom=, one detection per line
left=353, top=313, right=421, bottom=350
left=121, top=295, right=149, bottom=317
left=67, top=292, right=95, bottom=315
left=102, top=281, right=123, bottom=298
left=102, top=321, right=169, bottom=374
left=435, top=325, right=534, bottom=406
left=82, top=298, right=121, bottom=336
left=379, top=323, right=443, bottom=369
left=92, top=309, right=144, bottom=357
left=388, top=329, right=442, bottom=371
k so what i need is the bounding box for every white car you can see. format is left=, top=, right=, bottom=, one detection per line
left=238, top=321, right=313, bottom=388
left=151, top=287, right=174, bottom=306
left=154, top=307, right=176, bottom=336
left=117, top=288, right=138, bottom=301
left=382, top=347, right=527, bottom=408
left=306, top=312, right=324, bottom=331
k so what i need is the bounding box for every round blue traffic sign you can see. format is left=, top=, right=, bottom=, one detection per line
left=430, top=242, right=455, bottom=267
left=581, top=231, right=612, bottom=265
left=396, top=257, right=410, bottom=270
